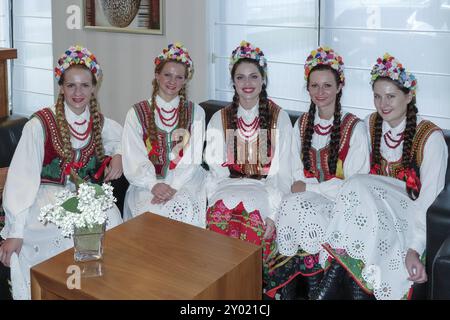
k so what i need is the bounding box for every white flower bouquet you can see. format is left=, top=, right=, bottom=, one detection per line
left=39, top=182, right=116, bottom=238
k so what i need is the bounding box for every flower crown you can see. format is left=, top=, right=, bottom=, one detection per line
left=304, top=46, right=345, bottom=84
left=55, top=45, right=102, bottom=82
left=229, top=40, right=267, bottom=74
left=370, top=53, right=417, bottom=95
left=154, top=42, right=194, bottom=79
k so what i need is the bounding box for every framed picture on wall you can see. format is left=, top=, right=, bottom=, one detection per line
left=84, top=0, right=163, bottom=35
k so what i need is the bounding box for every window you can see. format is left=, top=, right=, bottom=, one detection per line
left=1, top=0, right=54, bottom=117
left=0, top=0, right=9, bottom=48
left=210, top=0, right=318, bottom=112
left=210, top=0, right=450, bottom=129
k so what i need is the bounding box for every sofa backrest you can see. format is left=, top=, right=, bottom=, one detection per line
left=0, top=116, right=28, bottom=168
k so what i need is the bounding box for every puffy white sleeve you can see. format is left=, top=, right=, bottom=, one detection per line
left=305, top=121, right=371, bottom=200
left=408, top=130, right=448, bottom=254
left=171, top=104, right=206, bottom=190
left=203, top=110, right=230, bottom=198
left=264, top=110, right=293, bottom=221
left=2, top=118, right=44, bottom=239
left=121, top=108, right=158, bottom=191
left=364, top=114, right=373, bottom=152
left=102, top=117, right=123, bottom=156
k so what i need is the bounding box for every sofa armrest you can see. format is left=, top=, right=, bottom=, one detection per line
left=0, top=115, right=28, bottom=167
left=431, top=236, right=450, bottom=299
left=426, top=188, right=450, bottom=271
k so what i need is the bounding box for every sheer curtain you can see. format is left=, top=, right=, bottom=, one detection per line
left=210, top=0, right=450, bottom=128
left=11, top=0, right=54, bottom=116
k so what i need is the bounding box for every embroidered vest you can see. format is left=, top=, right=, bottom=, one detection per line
left=133, top=99, right=194, bottom=179
left=368, top=112, right=441, bottom=188
left=33, top=108, right=104, bottom=185
left=299, top=112, right=360, bottom=182
left=221, top=100, right=281, bottom=180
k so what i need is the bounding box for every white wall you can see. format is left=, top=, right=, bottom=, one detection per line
left=52, top=0, right=209, bottom=124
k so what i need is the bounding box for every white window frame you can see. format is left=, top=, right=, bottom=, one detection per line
left=209, top=0, right=450, bottom=129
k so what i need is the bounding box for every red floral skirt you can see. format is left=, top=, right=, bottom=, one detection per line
left=206, top=199, right=276, bottom=279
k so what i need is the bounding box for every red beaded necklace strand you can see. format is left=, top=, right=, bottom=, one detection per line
left=383, top=130, right=404, bottom=149
left=69, top=117, right=93, bottom=141
left=238, top=116, right=260, bottom=139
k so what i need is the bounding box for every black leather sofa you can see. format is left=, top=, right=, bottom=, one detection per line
left=0, top=115, right=28, bottom=300
left=1, top=102, right=449, bottom=300
left=199, top=99, right=450, bottom=300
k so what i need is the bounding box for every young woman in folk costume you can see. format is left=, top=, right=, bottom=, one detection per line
left=204, top=41, right=293, bottom=282
left=0, top=45, right=123, bottom=299
left=264, top=47, right=370, bottom=300
left=122, top=43, right=206, bottom=228
left=317, top=53, right=448, bottom=300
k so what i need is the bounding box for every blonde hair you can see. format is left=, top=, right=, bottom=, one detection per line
left=56, top=64, right=105, bottom=163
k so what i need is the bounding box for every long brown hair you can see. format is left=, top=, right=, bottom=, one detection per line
left=371, top=76, right=418, bottom=200
left=302, top=64, right=342, bottom=176
left=56, top=64, right=105, bottom=162
left=229, top=58, right=270, bottom=163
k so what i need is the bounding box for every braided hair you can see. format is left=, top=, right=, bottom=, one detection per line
left=371, top=77, right=418, bottom=200
left=229, top=58, right=270, bottom=164
left=56, top=64, right=105, bottom=163
left=302, top=64, right=343, bottom=176
left=148, top=60, right=189, bottom=145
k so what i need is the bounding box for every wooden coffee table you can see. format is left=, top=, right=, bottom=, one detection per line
left=30, top=212, right=262, bottom=299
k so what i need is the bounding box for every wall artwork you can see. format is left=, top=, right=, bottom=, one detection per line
left=84, top=0, right=163, bottom=35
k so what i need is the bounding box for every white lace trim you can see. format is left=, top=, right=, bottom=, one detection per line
left=276, top=192, right=333, bottom=256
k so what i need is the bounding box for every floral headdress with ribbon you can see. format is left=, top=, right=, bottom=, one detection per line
left=370, top=53, right=417, bottom=95
left=55, top=45, right=102, bottom=82
left=154, top=42, right=194, bottom=79
left=229, top=40, right=268, bottom=75
left=304, top=46, right=345, bottom=85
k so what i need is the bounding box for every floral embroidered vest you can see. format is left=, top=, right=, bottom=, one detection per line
left=299, top=112, right=360, bottom=182
left=133, top=99, right=194, bottom=179
left=33, top=108, right=104, bottom=185
left=368, top=112, right=441, bottom=192
left=221, top=100, right=281, bottom=180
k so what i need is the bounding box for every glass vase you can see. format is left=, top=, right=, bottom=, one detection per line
left=73, top=223, right=106, bottom=262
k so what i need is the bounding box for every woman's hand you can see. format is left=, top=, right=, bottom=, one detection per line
left=405, top=248, right=427, bottom=283
left=104, top=154, right=123, bottom=182
left=0, top=238, right=23, bottom=267
left=291, top=180, right=306, bottom=193
left=263, top=217, right=276, bottom=240
left=151, top=183, right=177, bottom=205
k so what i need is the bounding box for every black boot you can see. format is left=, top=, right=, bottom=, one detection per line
left=312, top=261, right=346, bottom=300
left=306, top=272, right=324, bottom=300
left=346, top=274, right=376, bottom=300
left=279, top=277, right=299, bottom=300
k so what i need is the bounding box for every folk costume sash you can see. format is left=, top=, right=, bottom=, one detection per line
left=368, top=112, right=441, bottom=194
left=33, top=108, right=104, bottom=185
left=133, top=99, right=194, bottom=179
left=299, top=112, right=360, bottom=182
left=221, top=100, right=281, bottom=180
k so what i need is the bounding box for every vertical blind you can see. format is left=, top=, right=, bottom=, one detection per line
left=210, top=0, right=450, bottom=129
